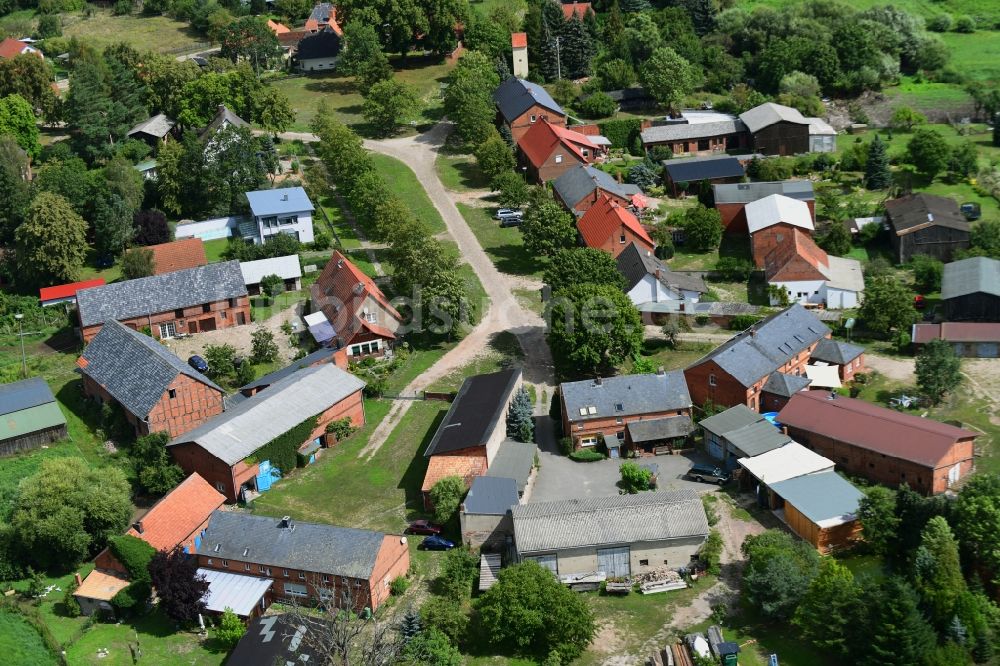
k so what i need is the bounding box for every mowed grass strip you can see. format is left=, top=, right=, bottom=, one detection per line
left=62, top=8, right=206, bottom=54
left=457, top=203, right=542, bottom=277
left=371, top=153, right=447, bottom=235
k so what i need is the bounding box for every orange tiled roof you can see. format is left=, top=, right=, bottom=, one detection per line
left=421, top=452, right=487, bottom=492
left=75, top=570, right=130, bottom=601
left=562, top=2, right=592, bottom=19
left=511, top=32, right=527, bottom=48
left=764, top=228, right=829, bottom=282
left=577, top=193, right=655, bottom=250
left=0, top=38, right=39, bottom=60
left=519, top=119, right=598, bottom=170
left=125, top=473, right=225, bottom=552
left=145, top=238, right=208, bottom=276
left=310, top=251, right=403, bottom=346
left=267, top=19, right=290, bottom=34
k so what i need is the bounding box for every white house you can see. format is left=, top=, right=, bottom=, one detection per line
left=244, top=187, right=315, bottom=245
left=615, top=242, right=707, bottom=309
left=763, top=229, right=864, bottom=309
left=296, top=27, right=341, bottom=71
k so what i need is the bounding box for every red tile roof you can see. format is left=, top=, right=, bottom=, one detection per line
left=562, top=2, right=593, bottom=19
left=126, top=473, right=225, bottom=552
left=913, top=322, right=1000, bottom=344
left=267, top=19, right=290, bottom=34
left=146, top=238, right=208, bottom=275
left=577, top=193, right=655, bottom=250
left=777, top=391, right=977, bottom=468
left=511, top=32, right=527, bottom=48
left=519, top=119, right=598, bottom=170
left=764, top=228, right=828, bottom=282
left=39, top=278, right=106, bottom=303
left=310, top=251, right=403, bottom=346
left=0, top=38, right=39, bottom=60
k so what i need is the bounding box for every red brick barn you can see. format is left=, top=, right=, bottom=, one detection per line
left=493, top=77, right=566, bottom=143
left=168, top=364, right=366, bottom=502
left=713, top=181, right=815, bottom=234
left=777, top=391, right=978, bottom=495
left=518, top=119, right=600, bottom=184
left=77, top=320, right=225, bottom=438
left=577, top=194, right=656, bottom=258
left=661, top=155, right=745, bottom=198
left=746, top=194, right=816, bottom=268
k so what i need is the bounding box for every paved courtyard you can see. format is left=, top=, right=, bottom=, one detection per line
left=529, top=415, right=719, bottom=504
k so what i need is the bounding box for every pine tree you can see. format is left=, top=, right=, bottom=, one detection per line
left=620, top=0, right=650, bottom=12
left=399, top=609, right=422, bottom=644
left=914, top=516, right=967, bottom=626
left=539, top=16, right=560, bottom=81
left=793, top=559, right=859, bottom=656
left=604, top=1, right=624, bottom=44
left=559, top=16, right=595, bottom=79
left=683, top=0, right=716, bottom=36
left=506, top=387, right=535, bottom=443
left=65, top=59, right=115, bottom=162
left=494, top=55, right=511, bottom=82
left=949, top=616, right=968, bottom=645
left=865, top=134, right=892, bottom=189
left=858, top=578, right=937, bottom=666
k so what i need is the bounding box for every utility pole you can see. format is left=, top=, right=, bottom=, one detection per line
left=555, top=37, right=561, bottom=80
left=14, top=313, right=26, bottom=378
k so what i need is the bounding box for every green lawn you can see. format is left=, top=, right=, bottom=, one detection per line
left=62, top=8, right=206, bottom=54
left=202, top=238, right=230, bottom=263
left=940, top=31, right=1000, bottom=83
left=687, top=605, right=836, bottom=666
left=371, top=153, right=447, bottom=235
left=249, top=288, right=307, bottom=322
left=734, top=0, right=1000, bottom=25
left=457, top=203, right=541, bottom=277
left=436, top=138, right=491, bottom=192
left=0, top=610, right=57, bottom=666
left=623, top=339, right=716, bottom=374
left=881, top=77, right=973, bottom=113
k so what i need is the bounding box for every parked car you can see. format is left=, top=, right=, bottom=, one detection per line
left=494, top=208, right=519, bottom=220
left=420, top=535, right=455, bottom=551
left=914, top=295, right=926, bottom=310
left=188, top=355, right=209, bottom=373
left=686, top=463, right=730, bottom=485
left=961, top=202, right=982, bottom=221
left=404, top=520, right=442, bottom=536
left=499, top=214, right=524, bottom=228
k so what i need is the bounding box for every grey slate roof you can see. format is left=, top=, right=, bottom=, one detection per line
left=942, top=257, right=1000, bottom=300
left=769, top=471, right=863, bottom=524
left=562, top=371, right=691, bottom=425
left=199, top=105, right=249, bottom=139
left=713, top=180, right=814, bottom=205
left=297, top=27, right=341, bottom=60
left=493, top=77, right=564, bottom=123
left=239, top=347, right=342, bottom=392
left=198, top=511, right=385, bottom=579
left=739, top=103, right=810, bottom=134
left=641, top=118, right=746, bottom=144
left=663, top=155, right=745, bottom=183
left=552, top=165, right=640, bottom=210
left=699, top=404, right=762, bottom=437
left=884, top=193, right=969, bottom=234
left=0, top=377, right=57, bottom=416
left=127, top=113, right=175, bottom=139
left=463, top=476, right=519, bottom=515
left=424, top=369, right=521, bottom=457
left=809, top=339, right=865, bottom=366
left=626, top=415, right=694, bottom=442
left=762, top=371, right=812, bottom=397
left=168, top=364, right=365, bottom=465
left=485, top=440, right=536, bottom=492
left=512, top=490, right=708, bottom=554
left=723, top=419, right=791, bottom=457
left=616, top=242, right=708, bottom=295
left=688, top=304, right=830, bottom=387
left=80, top=320, right=222, bottom=419
left=76, top=261, right=247, bottom=328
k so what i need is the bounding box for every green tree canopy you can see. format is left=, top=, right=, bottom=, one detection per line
left=858, top=485, right=899, bottom=557
left=131, top=431, right=185, bottom=496
left=865, top=134, right=891, bottom=190
left=793, top=558, right=859, bottom=656
left=639, top=46, right=697, bottom=112
left=474, top=130, right=515, bottom=181
left=0, top=94, right=40, bottom=157
left=121, top=247, right=155, bottom=280
left=544, top=247, right=625, bottom=293
left=907, top=128, right=950, bottom=179
left=913, top=515, right=967, bottom=626
left=858, top=276, right=917, bottom=337
left=741, top=530, right=820, bottom=620
left=547, top=282, right=643, bottom=377
left=362, top=78, right=419, bottom=137
left=675, top=205, right=723, bottom=252
left=520, top=197, right=577, bottom=258
left=219, top=16, right=281, bottom=73
left=916, top=338, right=962, bottom=405
left=15, top=191, right=88, bottom=287
left=429, top=476, right=466, bottom=524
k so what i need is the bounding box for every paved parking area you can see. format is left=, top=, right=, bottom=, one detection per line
left=529, top=416, right=719, bottom=504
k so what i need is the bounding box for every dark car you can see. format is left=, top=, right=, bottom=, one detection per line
left=499, top=214, right=523, bottom=228
left=419, top=535, right=455, bottom=551
left=686, top=463, right=730, bottom=485
left=404, top=520, right=443, bottom=536
left=188, top=355, right=209, bottom=373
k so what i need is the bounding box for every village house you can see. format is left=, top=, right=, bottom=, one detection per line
left=746, top=194, right=815, bottom=268
left=713, top=180, right=815, bottom=233
left=560, top=369, right=693, bottom=455
left=0, top=377, right=66, bottom=456
left=552, top=165, right=641, bottom=215
left=245, top=187, right=315, bottom=245
left=661, top=155, right=745, bottom=198
left=198, top=105, right=249, bottom=141
left=493, top=77, right=566, bottom=142
left=0, top=37, right=41, bottom=60
left=421, top=369, right=522, bottom=508
left=126, top=114, right=177, bottom=147
left=640, top=111, right=749, bottom=156
left=511, top=491, right=709, bottom=578
left=763, top=228, right=864, bottom=309
left=39, top=278, right=105, bottom=307
left=683, top=304, right=830, bottom=411
left=75, top=261, right=250, bottom=342
left=296, top=26, right=342, bottom=71
left=884, top=193, right=971, bottom=263
left=738, top=103, right=813, bottom=156
left=561, top=1, right=593, bottom=18
left=460, top=476, right=520, bottom=550
left=240, top=255, right=303, bottom=295
left=699, top=404, right=791, bottom=469
left=143, top=238, right=208, bottom=276
left=912, top=322, right=1000, bottom=358
left=808, top=338, right=866, bottom=382
left=616, top=242, right=707, bottom=312
left=577, top=195, right=655, bottom=258
left=309, top=251, right=404, bottom=358
left=777, top=391, right=978, bottom=495
left=77, top=320, right=225, bottom=438
left=518, top=118, right=601, bottom=183
left=941, top=257, right=1000, bottom=322
left=304, top=2, right=342, bottom=33
left=74, top=473, right=226, bottom=616
left=195, top=511, right=408, bottom=615
left=168, top=364, right=366, bottom=502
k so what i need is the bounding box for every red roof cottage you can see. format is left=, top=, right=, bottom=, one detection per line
left=0, top=37, right=41, bottom=60
left=577, top=194, right=655, bottom=258
left=145, top=238, right=209, bottom=275
left=518, top=119, right=600, bottom=183
left=777, top=391, right=977, bottom=495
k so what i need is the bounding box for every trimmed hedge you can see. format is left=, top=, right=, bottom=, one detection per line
left=597, top=119, right=643, bottom=150
left=109, top=535, right=155, bottom=583
left=569, top=449, right=605, bottom=462
left=250, top=416, right=320, bottom=473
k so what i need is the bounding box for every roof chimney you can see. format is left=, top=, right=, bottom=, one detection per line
left=74, top=572, right=82, bottom=587
left=657, top=366, right=665, bottom=376
left=281, top=516, right=292, bottom=528
left=133, top=521, right=143, bottom=534
left=281, top=193, right=289, bottom=201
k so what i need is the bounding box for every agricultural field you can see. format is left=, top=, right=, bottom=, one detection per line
left=735, top=0, right=1000, bottom=26
left=61, top=8, right=207, bottom=55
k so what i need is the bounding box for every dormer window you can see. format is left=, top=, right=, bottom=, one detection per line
left=615, top=403, right=624, bottom=412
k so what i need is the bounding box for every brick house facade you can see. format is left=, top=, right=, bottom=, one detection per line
left=577, top=195, right=656, bottom=258
left=493, top=77, right=566, bottom=143
left=518, top=119, right=598, bottom=184
left=717, top=200, right=816, bottom=234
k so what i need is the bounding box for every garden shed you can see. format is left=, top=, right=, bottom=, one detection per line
left=0, top=377, right=67, bottom=455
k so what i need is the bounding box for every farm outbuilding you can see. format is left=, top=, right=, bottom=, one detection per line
left=769, top=471, right=864, bottom=553
left=0, top=377, right=67, bottom=456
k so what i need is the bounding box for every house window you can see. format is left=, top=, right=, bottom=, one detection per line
left=580, top=437, right=598, bottom=447
left=530, top=114, right=537, bottom=123
left=174, top=309, right=184, bottom=318
left=582, top=149, right=589, bottom=157
left=322, top=575, right=331, bottom=583
left=709, top=374, right=716, bottom=386
left=639, top=559, right=649, bottom=566
left=203, top=304, right=212, bottom=314
left=619, top=234, right=626, bottom=244
left=259, top=565, right=269, bottom=574
left=245, top=564, right=251, bottom=571
left=221, top=310, right=227, bottom=319
left=168, top=389, right=177, bottom=399
left=222, top=560, right=229, bottom=567
left=279, top=215, right=297, bottom=226
left=159, top=322, right=177, bottom=339
left=229, top=298, right=238, bottom=308
left=283, top=569, right=289, bottom=577
left=207, top=558, right=213, bottom=565
left=616, top=417, right=623, bottom=424
left=366, top=312, right=377, bottom=323
left=298, top=572, right=306, bottom=580
left=350, top=340, right=380, bottom=356
left=284, top=583, right=308, bottom=598
left=697, top=139, right=710, bottom=151
left=555, top=154, right=563, bottom=164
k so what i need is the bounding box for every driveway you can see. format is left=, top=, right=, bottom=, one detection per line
left=529, top=415, right=720, bottom=504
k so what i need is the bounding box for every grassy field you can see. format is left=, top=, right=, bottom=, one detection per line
left=0, top=610, right=57, bottom=666
left=458, top=203, right=542, bottom=277
left=436, top=137, right=491, bottom=192
left=371, top=153, right=447, bottom=235
left=623, top=339, right=716, bottom=374
left=940, top=32, right=1000, bottom=83
left=734, top=0, right=1000, bottom=24
left=61, top=8, right=206, bottom=55
left=65, top=609, right=226, bottom=666
left=881, top=77, right=974, bottom=113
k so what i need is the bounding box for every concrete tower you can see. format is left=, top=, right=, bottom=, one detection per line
left=511, top=32, right=528, bottom=78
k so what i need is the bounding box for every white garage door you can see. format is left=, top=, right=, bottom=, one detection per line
left=597, top=546, right=631, bottom=578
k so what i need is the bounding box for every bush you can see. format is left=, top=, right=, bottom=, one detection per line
left=577, top=92, right=617, bottom=119
left=927, top=14, right=952, bottom=32
left=421, top=596, right=469, bottom=644
left=558, top=436, right=574, bottom=456
left=570, top=449, right=605, bottom=462
left=109, top=535, right=156, bottom=583
left=310, top=229, right=331, bottom=250
left=212, top=607, right=246, bottom=649
left=700, top=530, right=723, bottom=575
left=437, top=547, right=479, bottom=599
left=729, top=314, right=763, bottom=331
left=325, top=417, right=356, bottom=441
left=429, top=476, right=466, bottom=524
left=955, top=15, right=976, bottom=32
left=619, top=461, right=652, bottom=493
left=61, top=583, right=81, bottom=618
left=390, top=576, right=410, bottom=596
left=597, top=118, right=643, bottom=150
left=714, top=257, right=753, bottom=282
left=253, top=415, right=320, bottom=474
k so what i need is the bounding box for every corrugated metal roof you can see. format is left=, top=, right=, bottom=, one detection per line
left=168, top=364, right=365, bottom=465
left=464, top=476, right=519, bottom=515
left=626, top=415, right=693, bottom=442
left=197, top=568, right=273, bottom=616
left=512, top=491, right=708, bottom=554
left=425, top=369, right=521, bottom=457
left=562, top=371, right=691, bottom=424
left=240, top=255, right=303, bottom=285
left=739, top=103, right=809, bottom=134
left=239, top=347, right=341, bottom=392
left=0, top=402, right=66, bottom=440
left=738, top=441, right=834, bottom=484
left=245, top=187, right=314, bottom=218
left=723, top=419, right=790, bottom=457
left=0, top=376, right=58, bottom=416
left=484, top=440, right=536, bottom=491
left=699, top=404, right=762, bottom=437
left=713, top=180, right=814, bottom=205
left=769, top=471, right=863, bottom=526
left=942, top=257, right=1000, bottom=300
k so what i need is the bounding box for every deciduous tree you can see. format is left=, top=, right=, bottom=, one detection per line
left=149, top=547, right=209, bottom=624
left=133, top=209, right=171, bottom=246
left=492, top=171, right=530, bottom=209
left=547, top=283, right=643, bottom=377
left=741, top=530, right=819, bottom=620
left=130, top=431, right=185, bottom=496
left=907, top=128, right=950, bottom=179
left=674, top=205, right=722, bottom=252
left=858, top=485, right=899, bottom=557
left=219, top=17, right=281, bottom=73
left=0, top=135, right=29, bottom=244
left=543, top=248, right=625, bottom=292
left=474, top=130, right=515, bottom=181
left=250, top=326, right=279, bottom=364
left=15, top=191, right=88, bottom=287
left=520, top=198, right=576, bottom=258
left=0, top=94, right=40, bottom=157
left=916, top=338, right=962, bottom=405
left=429, top=476, right=466, bottom=524
left=362, top=78, right=419, bottom=137
left=121, top=246, right=155, bottom=280
left=639, top=47, right=697, bottom=112
left=858, top=276, right=917, bottom=337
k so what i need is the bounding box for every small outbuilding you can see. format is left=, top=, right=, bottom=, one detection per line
left=769, top=471, right=864, bottom=553
left=941, top=257, right=1000, bottom=322
left=460, top=475, right=519, bottom=550
left=39, top=278, right=106, bottom=307
left=662, top=155, right=745, bottom=198
left=0, top=377, right=67, bottom=456
left=912, top=322, right=1000, bottom=358
left=240, top=255, right=303, bottom=295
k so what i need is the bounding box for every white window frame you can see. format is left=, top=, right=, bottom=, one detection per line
left=554, top=154, right=563, bottom=164
left=284, top=582, right=308, bottom=598
left=366, top=312, right=377, bottom=323
left=709, top=374, right=717, bottom=387
left=530, top=114, right=537, bottom=123
left=580, top=436, right=598, bottom=447
left=159, top=321, right=177, bottom=339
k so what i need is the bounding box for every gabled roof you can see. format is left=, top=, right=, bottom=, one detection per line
left=0, top=38, right=39, bottom=60
left=552, top=165, right=640, bottom=210
left=168, top=364, right=365, bottom=466
left=739, top=103, right=810, bottom=133
left=0, top=377, right=58, bottom=417
left=810, top=338, right=864, bottom=365
left=74, top=570, right=129, bottom=602
left=738, top=441, right=834, bottom=485
left=310, top=251, right=403, bottom=346
left=199, top=105, right=249, bottom=139
left=761, top=371, right=811, bottom=397
left=662, top=155, right=745, bottom=183
left=562, top=370, right=691, bottom=424
left=746, top=194, right=814, bottom=234
left=39, top=278, right=105, bottom=303
left=78, top=320, right=223, bottom=419
left=763, top=228, right=828, bottom=282
left=198, top=511, right=386, bottom=579
left=808, top=117, right=836, bottom=136
left=493, top=77, right=564, bottom=123
left=562, top=2, right=592, bottom=19
left=297, top=26, right=342, bottom=59
left=699, top=404, right=762, bottom=437
left=240, top=255, right=302, bottom=285
left=713, top=180, right=814, bottom=205
left=246, top=187, right=314, bottom=217
left=463, top=476, right=519, bottom=515
left=238, top=346, right=343, bottom=393
left=267, top=18, right=290, bottom=34
left=145, top=238, right=208, bottom=275
left=519, top=119, right=597, bottom=170
left=616, top=242, right=707, bottom=295
left=641, top=118, right=745, bottom=144
left=723, top=419, right=791, bottom=457
left=127, top=114, right=175, bottom=139
left=578, top=194, right=654, bottom=249
left=770, top=471, right=863, bottom=527
left=511, top=32, right=527, bottom=48
left=76, top=261, right=247, bottom=328
left=687, top=304, right=830, bottom=387
left=884, top=193, right=969, bottom=235
left=626, top=415, right=694, bottom=442
left=425, top=369, right=522, bottom=457
left=777, top=391, right=978, bottom=468
left=511, top=490, right=708, bottom=554
left=942, top=257, right=1000, bottom=299
left=126, top=473, right=225, bottom=551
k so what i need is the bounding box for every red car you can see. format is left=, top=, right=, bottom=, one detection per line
left=405, top=520, right=443, bottom=536
left=914, top=295, right=926, bottom=310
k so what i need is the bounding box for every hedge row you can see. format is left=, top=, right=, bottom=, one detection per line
left=597, top=119, right=643, bottom=150
left=250, top=415, right=320, bottom=473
